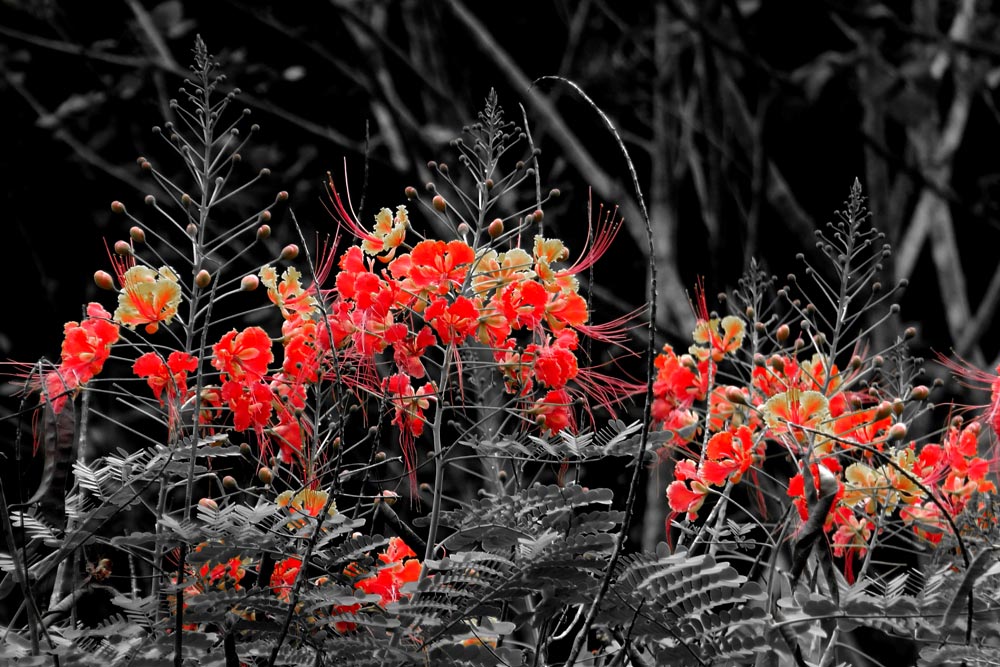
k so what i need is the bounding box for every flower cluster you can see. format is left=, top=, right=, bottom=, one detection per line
left=42, top=302, right=120, bottom=414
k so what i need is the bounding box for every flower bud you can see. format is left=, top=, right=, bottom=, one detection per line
left=181, top=193, right=192, bottom=206
left=144, top=195, right=155, bottom=206
left=374, top=451, right=386, bottom=462
left=725, top=387, right=747, bottom=405
left=129, top=226, right=146, bottom=243
left=257, top=224, right=271, bottom=240
left=276, top=190, right=288, bottom=202
left=488, top=218, right=504, bottom=239
left=875, top=401, right=892, bottom=421
left=258, top=467, right=273, bottom=485
left=888, top=423, right=908, bottom=441
left=457, top=222, right=470, bottom=235
left=114, top=240, right=132, bottom=256
left=195, top=269, right=211, bottom=288
left=241, top=275, right=259, bottom=291
left=419, top=482, right=432, bottom=494
left=377, top=490, right=399, bottom=506
left=222, top=476, right=238, bottom=491
left=94, top=270, right=115, bottom=291
left=768, top=355, right=785, bottom=373
left=259, top=210, right=272, bottom=223
left=186, top=223, right=197, bottom=237
left=891, top=398, right=904, bottom=416
left=111, top=201, right=126, bottom=214
left=404, top=186, right=417, bottom=199
left=549, top=188, right=561, bottom=198
left=198, top=498, right=218, bottom=511
left=485, top=179, right=494, bottom=190
left=239, top=442, right=252, bottom=456
left=280, top=244, right=299, bottom=260
left=532, top=209, right=544, bottom=223
left=910, top=385, right=929, bottom=401
left=432, top=195, right=447, bottom=212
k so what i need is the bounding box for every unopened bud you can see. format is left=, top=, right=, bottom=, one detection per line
left=239, top=442, right=252, bottom=456
left=888, top=423, right=908, bottom=441
left=280, top=244, right=299, bottom=260
left=186, top=223, right=197, bottom=237
left=377, top=490, right=398, bottom=506
left=532, top=209, right=544, bottom=223
left=94, top=270, right=115, bottom=290
left=725, top=387, right=747, bottom=405
left=259, top=210, right=271, bottom=223
left=114, top=240, right=132, bottom=256
left=753, top=353, right=766, bottom=367
left=769, top=355, right=785, bottom=373
left=198, top=498, right=218, bottom=511
left=549, top=188, right=561, bottom=198
left=457, top=222, right=470, bottom=235
left=488, top=218, right=504, bottom=239
left=485, top=179, right=494, bottom=190
left=129, top=226, right=146, bottom=243
left=419, top=482, right=432, bottom=494
left=745, top=306, right=755, bottom=319
left=374, top=451, right=387, bottom=462
left=404, top=186, right=417, bottom=199
left=111, top=201, right=126, bottom=214
left=144, top=195, right=155, bottom=206
left=222, top=476, right=238, bottom=491
left=257, top=224, right=271, bottom=240
left=258, top=467, right=273, bottom=485
left=904, top=327, right=917, bottom=340
left=276, top=190, right=288, bottom=202
left=432, top=195, right=447, bottom=212
left=875, top=401, right=892, bottom=421
left=194, top=270, right=211, bottom=288
left=910, top=385, right=929, bottom=401
left=498, top=470, right=508, bottom=482
left=241, top=275, right=259, bottom=291
left=849, top=355, right=862, bottom=370
left=776, top=324, right=790, bottom=343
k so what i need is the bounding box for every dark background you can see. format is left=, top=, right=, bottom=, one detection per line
left=2, top=0, right=1000, bottom=552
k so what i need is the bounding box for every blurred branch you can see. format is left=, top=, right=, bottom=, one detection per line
left=3, top=70, right=145, bottom=193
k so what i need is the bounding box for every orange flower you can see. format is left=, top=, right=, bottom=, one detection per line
left=689, top=315, right=745, bottom=363
left=354, top=537, right=421, bottom=606
left=112, top=264, right=182, bottom=334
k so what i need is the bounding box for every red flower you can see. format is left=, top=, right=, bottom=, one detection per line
left=528, top=330, right=579, bottom=389
left=666, top=459, right=708, bottom=520
left=43, top=302, right=120, bottom=413
left=354, top=537, right=421, bottom=606
left=406, top=239, right=475, bottom=295
left=499, top=279, right=548, bottom=329
left=393, top=326, right=436, bottom=379
left=701, top=426, right=757, bottom=485
left=424, top=296, right=478, bottom=345
left=212, top=327, right=273, bottom=383
left=221, top=380, right=274, bottom=432
left=133, top=350, right=198, bottom=404
left=270, top=556, right=303, bottom=602
left=533, top=388, right=573, bottom=434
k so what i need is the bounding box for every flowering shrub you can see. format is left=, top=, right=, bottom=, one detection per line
left=4, top=38, right=1000, bottom=667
